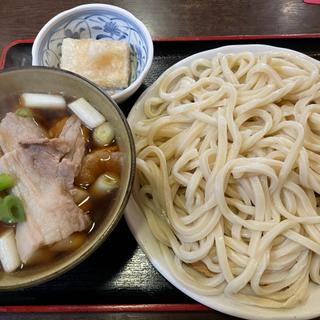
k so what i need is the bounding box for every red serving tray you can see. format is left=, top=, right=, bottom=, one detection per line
left=0, top=304, right=209, bottom=313
left=1, top=34, right=320, bottom=317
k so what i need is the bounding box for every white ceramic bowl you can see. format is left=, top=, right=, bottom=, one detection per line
left=32, top=3, right=154, bottom=103
left=125, top=44, right=320, bottom=320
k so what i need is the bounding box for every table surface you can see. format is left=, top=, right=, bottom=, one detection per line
left=1, top=0, right=320, bottom=51
left=1, top=1, right=320, bottom=319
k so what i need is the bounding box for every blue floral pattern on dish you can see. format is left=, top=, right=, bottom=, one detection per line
left=38, top=10, right=149, bottom=94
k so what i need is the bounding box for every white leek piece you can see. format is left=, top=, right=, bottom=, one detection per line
left=67, top=98, right=105, bottom=129
left=0, top=229, right=20, bottom=272
left=93, top=122, right=114, bottom=146
left=20, top=93, right=66, bottom=109
left=90, top=172, right=119, bottom=198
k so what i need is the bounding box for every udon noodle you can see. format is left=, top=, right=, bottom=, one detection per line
left=132, top=50, right=320, bottom=308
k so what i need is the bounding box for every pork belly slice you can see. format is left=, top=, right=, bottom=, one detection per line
left=59, top=115, right=85, bottom=176
left=20, top=137, right=79, bottom=191
left=0, top=150, right=91, bottom=263
left=0, top=112, right=46, bottom=153
left=20, top=115, right=86, bottom=190
left=0, top=113, right=90, bottom=263
left=0, top=113, right=85, bottom=185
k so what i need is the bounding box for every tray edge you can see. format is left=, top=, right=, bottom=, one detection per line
left=2, top=33, right=320, bottom=71
left=0, top=304, right=210, bottom=313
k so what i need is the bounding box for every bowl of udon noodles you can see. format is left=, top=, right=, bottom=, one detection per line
left=0, top=67, right=135, bottom=289
left=125, top=44, right=320, bottom=319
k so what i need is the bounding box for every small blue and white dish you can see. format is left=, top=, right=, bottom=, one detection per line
left=32, top=4, right=154, bottom=103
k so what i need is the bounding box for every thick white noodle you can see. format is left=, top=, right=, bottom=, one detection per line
left=132, top=51, right=320, bottom=308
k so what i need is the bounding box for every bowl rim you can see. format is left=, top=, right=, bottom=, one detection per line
left=31, top=3, right=154, bottom=102
left=0, top=65, right=136, bottom=289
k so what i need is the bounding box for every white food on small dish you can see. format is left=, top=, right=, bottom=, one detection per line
left=60, top=38, right=130, bottom=89
left=125, top=45, right=320, bottom=320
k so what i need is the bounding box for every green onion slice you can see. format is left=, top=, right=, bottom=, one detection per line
left=0, top=195, right=25, bottom=224
left=0, top=174, right=15, bottom=191
left=16, top=108, right=33, bottom=118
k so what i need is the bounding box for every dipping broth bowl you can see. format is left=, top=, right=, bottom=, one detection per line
left=0, top=67, right=135, bottom=289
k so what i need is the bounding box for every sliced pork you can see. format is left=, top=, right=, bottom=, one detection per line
left=59, top=115, right=85, bottom=176
left=0, top=113, right=91, bottom=263
left=0, top=113, right=45, bottom=153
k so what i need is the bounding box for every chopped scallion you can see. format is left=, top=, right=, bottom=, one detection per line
left=0, top=195, right=25, bottom=224
left=0, top=174, right=15, bottom=191
left=15, top=107, right=33, bottom=118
